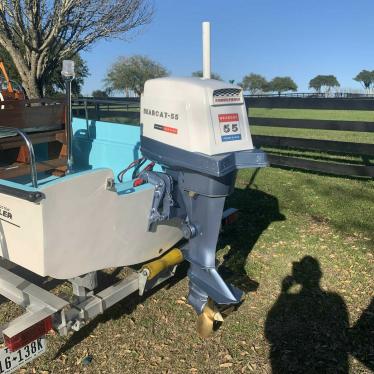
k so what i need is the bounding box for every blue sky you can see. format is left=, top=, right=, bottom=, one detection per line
left=81, top=0, right=374, bottom=95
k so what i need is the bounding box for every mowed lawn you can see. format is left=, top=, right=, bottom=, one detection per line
left=2, top=166, right=370, bottom=373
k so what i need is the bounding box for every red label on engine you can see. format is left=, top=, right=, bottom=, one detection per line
left=214, top=97, right=241, bottom=104
left=154, top=124, right=178, bottom=134
left=218, top=113, right=239, bottom=122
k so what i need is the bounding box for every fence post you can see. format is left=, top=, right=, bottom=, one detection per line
left=95, top=103, right=100, bottom=120
left=84, top=99, right=90, bottom=138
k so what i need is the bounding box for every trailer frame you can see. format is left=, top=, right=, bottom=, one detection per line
left=0, top=260, right=177, bottom=347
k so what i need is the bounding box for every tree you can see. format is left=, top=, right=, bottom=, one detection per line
left=269, top=77, right=298, bottom=95
left=192, top=70, right=222, bottom=80
left=44, top=54, right=89, bottom=97
left=105, top=55, right=169, bottom=96
left=353, top=70, right=374, bottom=92
left=309, top=75, right=340, bottom=93
left=0, top=0, right=153, bottom=98
left=240, top=74, right=268, bottom=94
left=92, top=90, right=109, bottom=98
left=0, top=45, right=88, bottom=97
left=309, top=76, right=323, bottom=93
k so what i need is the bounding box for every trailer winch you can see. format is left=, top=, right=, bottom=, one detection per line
left=0, top=21, right=268, bottom=372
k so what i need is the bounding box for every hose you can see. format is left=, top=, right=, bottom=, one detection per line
left=117, top=157, right=145, bottom=183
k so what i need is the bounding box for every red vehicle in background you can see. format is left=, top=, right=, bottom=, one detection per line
left=0, top=61, right=25, bottom=102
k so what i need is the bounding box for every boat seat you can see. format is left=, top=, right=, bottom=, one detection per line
left=0, top=158, right=67, bottom=180
left=0, top=129, right=67, bottom=180
left=0, top=130, right=65, bottom=151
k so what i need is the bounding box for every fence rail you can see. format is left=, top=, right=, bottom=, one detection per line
left=245, top=97, right=374, bottom=110
left=245, top=92, right=374, bottom=98
left=267, top=155, right=374, bottom=178
left=72, top=98, right=139, bottom=122
left=253, top=135, right=374, bottom=157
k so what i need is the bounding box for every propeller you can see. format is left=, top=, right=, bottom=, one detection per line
left=196, top=299, right=224, bottom=338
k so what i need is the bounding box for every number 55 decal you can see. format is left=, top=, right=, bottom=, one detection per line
left=218, top=113, right=242, bottom=142
left=223, top=123, right=238, bottom=133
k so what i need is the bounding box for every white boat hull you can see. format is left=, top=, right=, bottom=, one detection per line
left=0, top=168, right=183, bottom=279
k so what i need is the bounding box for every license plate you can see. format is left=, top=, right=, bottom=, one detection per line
left=0, top=337, right=46, bottom=374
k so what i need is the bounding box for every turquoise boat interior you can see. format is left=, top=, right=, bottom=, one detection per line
left=0, top=118, right=160, bottom=193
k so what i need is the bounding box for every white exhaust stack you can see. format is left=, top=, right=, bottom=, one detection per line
left=202, top=21, right=211, bottom=79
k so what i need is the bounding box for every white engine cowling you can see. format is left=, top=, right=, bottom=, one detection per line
left=141, top=77, right=254, bottom=156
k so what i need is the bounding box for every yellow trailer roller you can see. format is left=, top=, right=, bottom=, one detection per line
left=141, top=248, right=184, bottom=280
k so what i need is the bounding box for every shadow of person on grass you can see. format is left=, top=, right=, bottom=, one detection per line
left=350, top=297, right=374, bottom=371
left=265, top=256, right=350, bottom=374
left=218, top=184, right=285, bottom=293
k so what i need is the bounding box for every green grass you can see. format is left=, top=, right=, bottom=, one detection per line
left=220, top=167, right=373, bottom=372
left=9, top=166, right=372, bottom=373
left=234, top=167, right=374, bottom=246
left=250, top=108, right=374, bottom=121
left=251, top=125, right=374, bottom=144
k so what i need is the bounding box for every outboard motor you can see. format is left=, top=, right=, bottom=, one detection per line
left=140, top=76, right=268, bottom=334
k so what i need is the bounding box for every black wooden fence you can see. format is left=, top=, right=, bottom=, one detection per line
left=248, top=92, right=374, bottom=99
left=245, top=97, right=374, bottom=178
left=72, top=98, right=140, bottom=122
left=72, top=97, right=374, bottom=178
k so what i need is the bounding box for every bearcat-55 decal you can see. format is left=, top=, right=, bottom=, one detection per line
left=143, top=108, right=179, bottom=120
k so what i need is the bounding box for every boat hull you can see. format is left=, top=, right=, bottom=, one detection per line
left=0, top=168, right=183, bottom=279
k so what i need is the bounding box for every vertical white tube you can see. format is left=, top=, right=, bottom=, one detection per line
left=202, top=21, right=211, bottom=79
